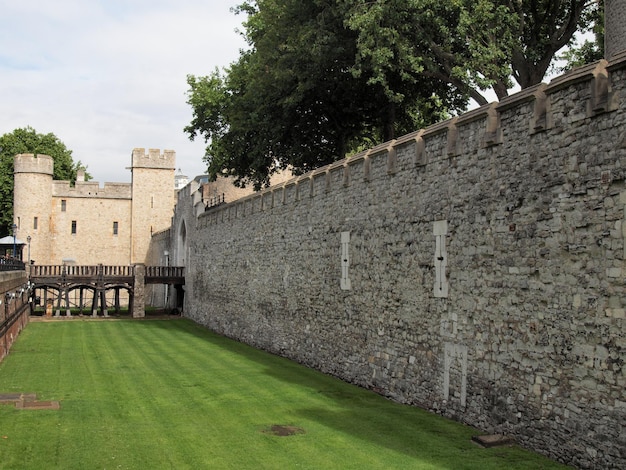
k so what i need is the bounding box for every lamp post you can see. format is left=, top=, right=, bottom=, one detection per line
left=27, top=235, right=31, bottom=265
left=11, top=223, right=17, bottom=259
left=163, top=250, right=169, bottom=308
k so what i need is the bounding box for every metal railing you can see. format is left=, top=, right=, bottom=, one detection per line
left=0, top=258, right=25, bottom=272
left=205, top=193, right=225, bottom=211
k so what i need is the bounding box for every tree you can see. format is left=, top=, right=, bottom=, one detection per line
left=186, top=0, right=462, bottom=189
left=344, top=0, right=601, bottom=104
left=0, top=127, right=89, bottom=236
left=186, top=0, right=600, bottom=189
left=558, top=1, right=604, bottom=71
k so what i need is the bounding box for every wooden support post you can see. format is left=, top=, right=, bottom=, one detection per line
left=132, top=264, right=145, bottom=318
left=91, top=288, right=98, bottom=317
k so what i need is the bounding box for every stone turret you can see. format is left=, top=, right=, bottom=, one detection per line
left=130, top=148, right=176, bottom=263
left=13, top=154, right=54, bottom=264
left=605, top=0, right=626, bottom=61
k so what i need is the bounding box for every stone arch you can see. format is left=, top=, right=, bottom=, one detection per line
left=176, top=219, right=187, bottom=266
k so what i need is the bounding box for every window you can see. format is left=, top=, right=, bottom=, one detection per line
left=33, top=217, right=38, bottom=230
left=340, top=231, right=351, bottom=290
left=71, top=220, right=77, bottom=234
left=113, top=221, right=118, bottom=236
left=61, top=200, right=67, bottom=212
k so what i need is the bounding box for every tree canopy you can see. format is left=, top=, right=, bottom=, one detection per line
left=0, top=127, right=88, bottom=236
left=186, top=0, right=601, bottom=189
left=344, top=0, right=601, bottom=104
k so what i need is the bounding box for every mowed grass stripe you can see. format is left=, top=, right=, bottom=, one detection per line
left=121, top=321, right=348, bottom=468
left=0, top=320, right=569, bottom=469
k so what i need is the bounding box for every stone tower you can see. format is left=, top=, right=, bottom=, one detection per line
left=130, top=148, right=176, bottom=263
left=605, top=0, right=626, bottom=60
left=13, top=154, right=54, bottom=265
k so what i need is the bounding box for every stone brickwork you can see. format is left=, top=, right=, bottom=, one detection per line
left=14, top=148, right=176, bottom=266
left=145, top=228, right=171, bottom=308
left=606, top=0, right=626, bottom=61
left=130, top=148, right=176, bottom=264
left=13, top=154, right=54, bottom=265
left=201, top=171, right=294, bottom=208
left=170, top=55, right=626, bottom=469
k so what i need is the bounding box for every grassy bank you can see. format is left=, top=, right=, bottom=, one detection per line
left=0, top=319, right=568, bottom=469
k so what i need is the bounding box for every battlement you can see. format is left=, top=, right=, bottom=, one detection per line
left=183, top=47, right=626, bottom=470
left=198, top=54, right=625, bottom=227
left=13, top=154, right=54, bottom=176
left=52, top=180, right=132, bottom=199
left=131, top=148, right=176, bottom=170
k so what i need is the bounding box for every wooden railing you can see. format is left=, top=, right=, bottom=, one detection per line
left=29, top=265, right=184, bottom=284
left=145, top=266, right=184, bottom=278
left=31, top=265, right=134, bottom=278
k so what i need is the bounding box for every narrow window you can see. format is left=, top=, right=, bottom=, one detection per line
left=71, top=220, right=77, bottom=235
left=151, top=196, right=154, bottom=209
left=340, top=231, right=351, bottom=290
left=113, top=221, right=118, bottom=236
left=61, top=200, right=67, bottom=212
left=33, top=216, right=38, bottom=230
left=433, top=220, right=449, bottom=298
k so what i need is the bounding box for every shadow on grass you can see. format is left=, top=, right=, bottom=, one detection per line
left=131, top=319, right=567, bottom=469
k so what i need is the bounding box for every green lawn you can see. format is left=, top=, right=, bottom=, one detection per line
left=0, top=319, right=568, bottom=469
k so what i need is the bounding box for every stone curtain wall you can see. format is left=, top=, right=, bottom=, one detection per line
left=179, top=57, right=626, bottom=469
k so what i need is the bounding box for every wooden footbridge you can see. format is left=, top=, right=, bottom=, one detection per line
left=29, top=264, right=185, bottom=318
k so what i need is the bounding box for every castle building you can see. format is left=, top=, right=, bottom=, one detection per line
left=13, top=148, right=176, bottom=266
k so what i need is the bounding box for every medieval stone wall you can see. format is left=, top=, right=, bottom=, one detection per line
left=174, top=55, right=626, bottom=469
left=14, top=148, right=176, bottom=267
left=130, top=148, right=176, bottom=264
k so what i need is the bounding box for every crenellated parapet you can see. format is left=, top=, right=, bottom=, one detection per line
left=13, top=153, right=54, bottom=176
left=198, top=55, right=626, bottom=228
left=52, top=181, right=132, bottom=199
left=131, top=148, right=176, bottom=170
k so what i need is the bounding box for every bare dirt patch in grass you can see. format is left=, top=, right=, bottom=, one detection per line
left=472, top=434, right=515, bottom=448
left=262, top=425, right=306, bottom=437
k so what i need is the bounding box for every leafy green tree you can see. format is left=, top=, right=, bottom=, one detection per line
left=186, top=0, right=600, bottom=189
left=0, top=127, right=89, bottom=236
left=186, top=0, right=462, bottom=189
left=344, top=0, right=601, bottom=104
left=558, top=1, right=604, bottom=71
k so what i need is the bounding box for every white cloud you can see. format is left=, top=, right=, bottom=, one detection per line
left=0, top=0, right=247, bottom=182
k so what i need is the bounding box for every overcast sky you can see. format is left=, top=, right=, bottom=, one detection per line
left=1, top=0, right=247, bottom=183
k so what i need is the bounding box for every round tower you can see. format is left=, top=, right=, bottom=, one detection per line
left=14, top=154, right=54, bottom=265
left=605, top=0, right=626, bottom=61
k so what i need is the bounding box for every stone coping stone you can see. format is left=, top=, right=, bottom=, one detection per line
left=0, top=392, right=60, bottom=410
left=15, top=400, right=60, bottom=410
left=471, top=434, right=515, bottom=448
left=0, top=392, right=36, bottom=403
